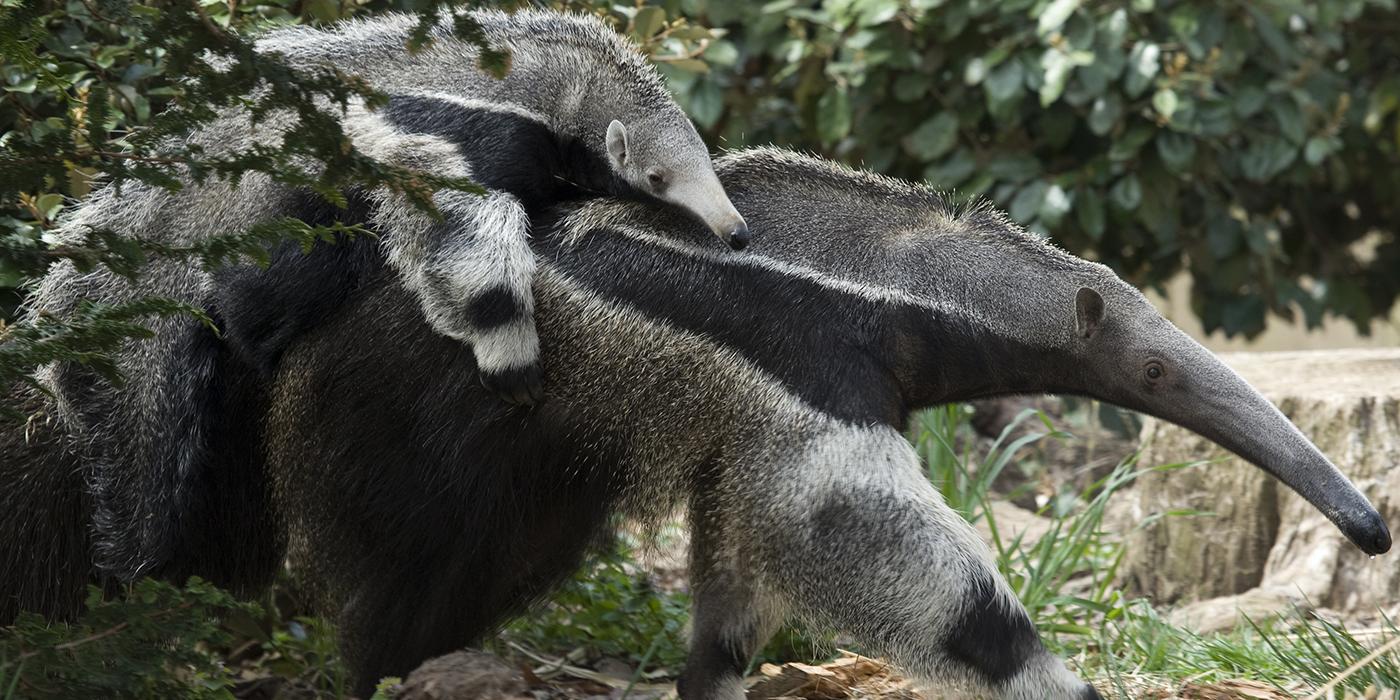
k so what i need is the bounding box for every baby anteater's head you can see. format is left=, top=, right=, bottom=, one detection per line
left=604, top=114, right=749, bottom=250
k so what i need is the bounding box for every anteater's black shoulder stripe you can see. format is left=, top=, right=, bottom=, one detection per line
left=534, top=223, right=908, bottom=425
left=382, top=94, right=634, bottom=210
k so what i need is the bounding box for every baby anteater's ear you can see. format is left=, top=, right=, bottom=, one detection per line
left=606, top=120, right=629, bottom=168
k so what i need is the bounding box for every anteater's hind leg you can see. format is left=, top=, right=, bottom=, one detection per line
left=0, top=385, right=103, bottom=624
left=332, top=485, right=615, bottom=698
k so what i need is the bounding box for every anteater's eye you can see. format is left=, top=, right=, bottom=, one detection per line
left=1145, top=362, right=1164, bottom=382
left=646, top=169, right=668, bottom=188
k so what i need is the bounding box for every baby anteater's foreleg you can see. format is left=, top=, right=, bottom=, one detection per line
left=347, top=108, right=543, bottom=404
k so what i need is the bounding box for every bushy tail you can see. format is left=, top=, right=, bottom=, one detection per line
left=0, top=383, right=100, bottom=625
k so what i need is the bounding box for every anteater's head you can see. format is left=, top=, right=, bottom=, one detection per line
left=903, top=214, right=1393, bottom=557
left=604, top=116, right=749, bottom=250
left=1055, top=275, right=1390, bottom=555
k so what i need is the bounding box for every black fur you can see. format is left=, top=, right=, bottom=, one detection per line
left=213, top=189, right=385, bottom=375
left=383, top=95, right=636, bottom=210
left=467, top=285, right=527, bottom=331
left=943, top=573, right=1041, bottom=685
left=0, top=384, right=109, bottom=623
left=263, top=285, right=624, bottom=694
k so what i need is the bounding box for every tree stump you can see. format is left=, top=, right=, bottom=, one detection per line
left=1120, top=349, right=1400, bottom=632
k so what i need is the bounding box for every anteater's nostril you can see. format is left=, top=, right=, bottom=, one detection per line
left=728, top=223, right=750, bottom=251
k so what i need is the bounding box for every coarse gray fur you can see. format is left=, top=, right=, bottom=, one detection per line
left=257, top=149, right=1381, bottom=696
left=7, top=148, right=1387, bottom=699
left=23, top=8, right=745, bottom=580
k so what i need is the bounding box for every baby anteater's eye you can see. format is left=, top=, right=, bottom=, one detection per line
left=646, top=168, right=669, bottom=189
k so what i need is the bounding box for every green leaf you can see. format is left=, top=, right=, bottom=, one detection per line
left=816, top=87, right=852, bottom=144
left=1088, top=95, right=1122, bottom=136
left=1075, top=188, right=1106, bottom=239
left=858, top=0, right=901, bottom=26
left=34, top=193, right=63, bottom=220
left=1037, top=0, right=1081, bottom=36
left=303, top=0, right=339, bottom=23
left=1204, top=207, right=1241, bottom=259
left=895, top=72, right=930, bottom=101
left=1151, top=88, right=1179, bottom=120
left=633, top=7, right=667, bottom=39
left=1155, top=131, right=1195, bottom=172
left=1304, top=135, right=1340, bottom=165
left=1110, top=174, right=1142, bottom=210
left=1039, top=50, right=1075, bottom=107
left=687, top=80, right=723, bottom=129
left=1124, top=41, right=1160, bottom=97
left=922, top=148, right=976, bottom=189
left=1108, top=123, right=1154, bottom=161
left=1010, top=180, right=1049, bottom=222
left=985, top=58, right=1024, bottom=103
left=1233, top=85, right=1268, bottom=117
left=1039, top=184, right=1071, bottom=227
left=1272, top=99, right=1306, bottom=145
left=667, top=58, right=709, bottom=74
left=1239, top=135, right=1296, bottom=182
left=985, top=152, right=1042, bottom=182
left=964, top=57, right=987, bottom=86
left=903, top=111, right=959, bottom=160
left=3, top=76, right=36, bottom=93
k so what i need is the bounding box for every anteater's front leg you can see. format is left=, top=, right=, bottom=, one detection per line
left=733, top=427, right=1100, bottom=700
left=679, top=486, right=785, bottom=700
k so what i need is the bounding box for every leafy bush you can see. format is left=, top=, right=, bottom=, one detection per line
left=0, top=578, right=257, bottom=699
left=503, top=536, right=694, bottom=674
left=672, top=0, right=1400, bottom=337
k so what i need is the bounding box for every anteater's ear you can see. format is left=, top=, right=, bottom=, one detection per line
left=1075, top=287, right=1106, bottom=339
left=606, top=120, right=629, bottom=167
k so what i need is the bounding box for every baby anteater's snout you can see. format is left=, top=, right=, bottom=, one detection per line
left=727, top=221, right=750, bottom=250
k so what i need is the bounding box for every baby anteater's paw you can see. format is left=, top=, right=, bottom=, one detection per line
left=467, top=288, right=544, bottom=405
left=480, top=361, right=545, bottom=406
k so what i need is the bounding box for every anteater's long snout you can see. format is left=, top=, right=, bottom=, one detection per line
left=1150, top=341, right=1391, bottom=555
left=666, top=174, right=751, bottom=251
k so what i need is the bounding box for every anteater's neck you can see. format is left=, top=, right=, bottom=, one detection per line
left=535, top=217, right=1068, bottom=428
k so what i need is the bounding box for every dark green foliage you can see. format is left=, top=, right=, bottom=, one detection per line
left=0, top=578, right=258, bottom=699
left=668, top=0, right=1400, bottom=337
left=503, top=536, right=694, bottom=673
left=0, top=577, right=357, bottom=700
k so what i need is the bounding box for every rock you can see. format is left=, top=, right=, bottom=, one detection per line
left=397, top=650, right=529, bottom=700
left=972, top=501, right=1054, bottom=551
left=1121, top=349, right=1400, bottom=632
